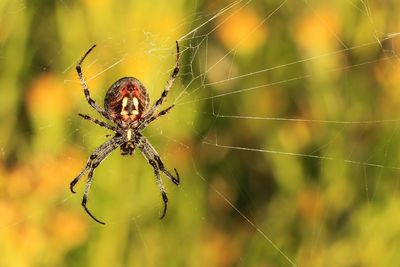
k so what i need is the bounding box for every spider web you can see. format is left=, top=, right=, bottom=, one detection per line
left=1, top=0, right=400, bottom=266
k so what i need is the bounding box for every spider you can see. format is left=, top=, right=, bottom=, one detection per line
left=70, top=42, right=181, bottom=225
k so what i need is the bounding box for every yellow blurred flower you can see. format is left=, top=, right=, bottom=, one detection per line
left=0, top=147, right=88, bottom=266
left=47, top=209, right=88, bottom=251
left=26, top=73, right=73, bottom=117
left=216, top=7, right=268, bottom=55
left=375, top=58, right=400, bottom=109
left=0, top=200, right=21, bottom=226
left=294, top=7, right=341, bottom=51
left=34, top=148, right=85, bottom=199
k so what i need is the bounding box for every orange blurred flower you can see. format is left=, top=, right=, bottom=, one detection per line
left=294, top=7, right=341, bottom=51
left=26, top=73, right=73, bottom=117
left=375, top=58, right=400, bottom=109
left=297, top=187, right=324, bottom=222
left=0, top=147, right=88, bottom=266
left=216, top=7, right=268, bottom=55
left=47, top=209, right=88, bottom=251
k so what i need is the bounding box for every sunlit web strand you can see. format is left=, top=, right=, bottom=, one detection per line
left=387, top=32, right=400, bottom=38
left=302, top=0, right=348, bottom=49
left=174, top=34, right=399, bottom=105
left=192, top=160, right=298, bottom=267
left=203, top=141, right=400, bottom=171
left=203, top=35, right=398, bottom=87
left=360, top=0, right=384, bottom=49
left=175, top=0, right=288, bottom=103
left=174, top=32, right=400, bottom=106
left=62, top=57, right=126, bottom=84
left=174, top=54, right=396, bottom=106
left=208, top=114, right=400, bottom=125
left=88, top=57, right=126, bottom=81
left=195, top=0, right=288, bottom=77
left=177, top=74, right=310, bottom=106
left=197, top=0, right=253, bottom=37
left=178, top=0, right=248, bottom=41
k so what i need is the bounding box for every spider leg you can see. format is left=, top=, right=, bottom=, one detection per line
left=70, top=137, right=120, bottom=193
left=138, top=104, right=175, bottom=131
left=148, top=159, right=168, bottom=219
left=79, top=137, right=121, bottom=225
left=76, top=45, right=115, bottom=122
left=70, top=155, right=97, bottom=194
left=138, top=135, right=180, bottom=185
left=78, top=113, right=117, bottom=132
left=136, top=135, right=179, bottom=219
left=154, top=155, right=180, bottom=185
left=82, top=167, right=105, bottom=225
left=144, top=41, right=180, bottom=119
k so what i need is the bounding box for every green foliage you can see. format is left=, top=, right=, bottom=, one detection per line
left=1, top=1, right=400, bottom=266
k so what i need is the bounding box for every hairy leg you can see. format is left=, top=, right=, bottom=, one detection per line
left=70, top=137, right=121, bottom=193
left=76, top=45, right=116, bottom=122
left=79, top=137, right=121, bottom=225
left=143, top=41, right=180, bottom=119
left=136, top=135, right=179, bottom=219
left=78, top=113, right=117, bottom=132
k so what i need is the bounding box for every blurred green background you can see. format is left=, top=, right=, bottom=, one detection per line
left=1, top=0, right=400, bottom=266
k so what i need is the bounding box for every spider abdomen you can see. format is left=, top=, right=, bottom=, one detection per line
left=104, top=77, right=150, bottom=125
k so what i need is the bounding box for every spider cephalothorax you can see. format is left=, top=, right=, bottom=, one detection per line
left=70, top=42, right=181, bottom=225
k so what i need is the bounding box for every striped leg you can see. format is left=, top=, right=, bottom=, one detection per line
left=70, top=137, right=120, bottom=194
left=138, top=105, right=175, bottom=131
left=144, top=41, right=180, bottom=119
left=78, top=113, right=117, bottom=132
left=76, top=45, right=115, bottom=121
left=136, top=135, right=180, bottom=219
left=79, top=137, right=121, bottom=224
